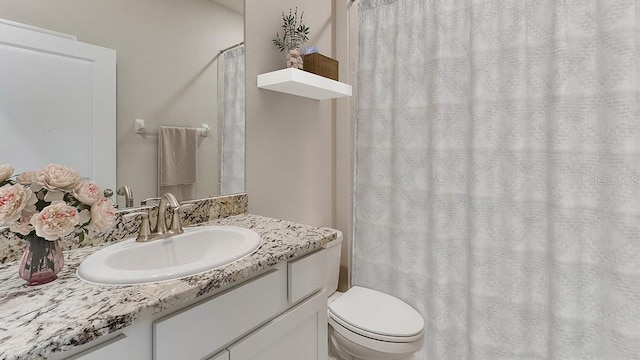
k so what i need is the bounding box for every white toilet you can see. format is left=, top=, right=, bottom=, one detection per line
left=324, top=231, right=425, bottom=360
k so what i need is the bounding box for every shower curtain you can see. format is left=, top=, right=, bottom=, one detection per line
left=353, top=1, right=640, bottom=359
left=221, top=46, right=245, bottom=194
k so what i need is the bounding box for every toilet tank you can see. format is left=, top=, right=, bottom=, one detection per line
left=323, top=230, right=343, bottom=293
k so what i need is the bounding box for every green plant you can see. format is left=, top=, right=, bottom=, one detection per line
left=273, top=8, right=310, bottom=52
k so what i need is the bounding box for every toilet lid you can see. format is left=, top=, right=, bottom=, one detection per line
left=328, top=286, right=424, bottom=339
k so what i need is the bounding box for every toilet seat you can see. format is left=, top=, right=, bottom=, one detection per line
left=328, top=286, right=424, bottom=343
left=328, top=316, right=423, bottom=358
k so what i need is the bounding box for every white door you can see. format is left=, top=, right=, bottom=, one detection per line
left=0, top=19, right=116, bottom=191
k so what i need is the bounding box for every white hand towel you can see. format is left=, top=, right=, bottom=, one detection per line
left=158, top=126, right=198, bottom=187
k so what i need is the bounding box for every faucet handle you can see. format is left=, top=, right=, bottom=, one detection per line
left=168, top=203, right=193, bottom=234
left=141, top=197, right=161, bottom=206
left=123, top=211, right=152, bottom=242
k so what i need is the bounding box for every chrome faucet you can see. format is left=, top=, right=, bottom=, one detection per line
left=116, top=185, right=134, bottom=208
left=141, top=197, right=161, bottom=206
left=156, top=192, right=182, bottom=237
left=125, top=192, right=189, bottom=242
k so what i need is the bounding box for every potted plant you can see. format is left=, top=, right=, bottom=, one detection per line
left=273, top=8, right=310, bottom=69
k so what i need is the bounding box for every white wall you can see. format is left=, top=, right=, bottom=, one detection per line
left=245, top=0, right=335, bottom=228
left=244, top=0, right=355, bottom=288
left=0, top=0, right=243, bottom=207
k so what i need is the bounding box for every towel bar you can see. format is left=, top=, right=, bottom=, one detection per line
left=134, top=119, right=209, bottom=137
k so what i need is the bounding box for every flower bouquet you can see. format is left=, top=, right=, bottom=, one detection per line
left=0, top=163, right=116, bottom=285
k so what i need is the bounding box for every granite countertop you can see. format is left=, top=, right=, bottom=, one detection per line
left=0, top=214, right=337, bottom=360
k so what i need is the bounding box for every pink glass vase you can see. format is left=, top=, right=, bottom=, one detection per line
left=18, top=234, right=64, bottom=286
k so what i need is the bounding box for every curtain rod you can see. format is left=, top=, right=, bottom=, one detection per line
left=219, top=41, right=244, bottom=54
left=212, top=41, right=244, bottom=63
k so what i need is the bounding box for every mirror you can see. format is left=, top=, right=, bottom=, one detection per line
left=0, top=0, right=245, bottom=208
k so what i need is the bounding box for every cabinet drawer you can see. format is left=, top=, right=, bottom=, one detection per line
left=288, top=249, right=327, bottom=304
left=153, top=267, right=287, bottom=360
left=65, top=334, right=127, bottom=360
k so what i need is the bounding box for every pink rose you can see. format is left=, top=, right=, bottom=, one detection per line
left=73, top=181, right=103, bottom=206
left=0, top=164, right=13, bottom=183
left=89, top=197, right=116, bottom=232
left=0, top=184, right=34, bottom=225
left=35, top=164, right=81, bottom=190
left=31, top=201, right=80, bottom=240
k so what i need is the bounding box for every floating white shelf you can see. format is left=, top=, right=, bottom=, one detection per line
left=257, top=68, right=352, bottom=100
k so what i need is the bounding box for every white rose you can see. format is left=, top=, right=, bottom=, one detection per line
left=43, top=189, right=65, bottom=202
left=89, top=197, right=116, bottom=232
left=16, top=171, right=37, bottom=185
left=9, top=208, right=36, bottom=236
left=35, top=164, right=81, bottom=190
left=0, top=184, right=34, bottom=225
left=31, top=201, right=80, bottom=240
left=78, top=209, right=91, bottom=226
left=11, top=190, right=37, bottom=235
left=73, top=181, right=103, bottom=206
left=0, top=164, right=14, bottom=183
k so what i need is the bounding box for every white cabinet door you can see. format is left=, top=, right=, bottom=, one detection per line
left=228, top=289, right=328, bottom=360
left=287, top=249, right=327, bottom=304
left=0, top=19, right=116, bottom=191
left=65, top=334, right=127, bottom=360
left=153, top=267, right=288, bottom=360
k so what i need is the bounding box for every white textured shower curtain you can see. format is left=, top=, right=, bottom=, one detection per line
left=221, top=46, right=245, bottom=194
left=353, top=1, right=640, bottom=359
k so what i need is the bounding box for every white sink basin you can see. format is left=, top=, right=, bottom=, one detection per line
left=77, top=226, right=261, bottom=285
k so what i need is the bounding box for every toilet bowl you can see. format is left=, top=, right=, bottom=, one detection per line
left=324, top=232, right=424, bottom=360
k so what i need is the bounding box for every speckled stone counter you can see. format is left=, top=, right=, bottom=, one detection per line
left=0, top=194, right=249, bottom=264
left=0, top=214, right=337, bottom=360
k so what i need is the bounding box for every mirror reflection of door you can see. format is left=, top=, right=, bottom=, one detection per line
left=0, top=19, right=116, bottom=193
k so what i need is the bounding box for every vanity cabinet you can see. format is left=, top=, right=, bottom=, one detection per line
left=153, top=266, right=288, bottom=360
left=62, top=247, right=329, bottom=360
left=154, top=248, right=328, bottom=360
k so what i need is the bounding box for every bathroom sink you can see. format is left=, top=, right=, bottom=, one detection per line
left=77, top=226, right=261, bottom=285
